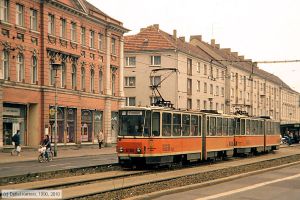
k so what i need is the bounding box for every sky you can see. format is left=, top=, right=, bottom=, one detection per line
left=87, top=0, right=300, bottom=93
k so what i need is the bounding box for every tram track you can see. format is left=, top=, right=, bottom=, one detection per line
left=1, top=147, right=300, bottom=199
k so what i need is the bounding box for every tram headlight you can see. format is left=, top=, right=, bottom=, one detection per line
left=136, top=148, right=142, bottom=154
left=119, top=147, right=123, bottom=153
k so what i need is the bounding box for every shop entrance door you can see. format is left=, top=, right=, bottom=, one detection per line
left=3, top=122, right=12, bottom=145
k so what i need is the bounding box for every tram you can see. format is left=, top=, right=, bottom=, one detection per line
left=116, top=106, right=281, bottom=167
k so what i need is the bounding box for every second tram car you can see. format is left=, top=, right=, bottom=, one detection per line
left=117, top=107, right=281, bottom=167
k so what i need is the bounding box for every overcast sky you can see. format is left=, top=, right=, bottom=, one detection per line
left=88, top=0, right=300, bottom=93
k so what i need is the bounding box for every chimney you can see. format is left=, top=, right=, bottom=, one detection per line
left=173, top=29, right=177, bottom=39
left=238, top=55, right=244, bottom=60
left=215, top=44, right=220, bottom=49
left=232, top=52, right=238, bottom=57
left=190, top=35, right=202, bottom=42
left=179, top=36, right=185, bottom=42
left=222, top=48, right=231, bottom=54
left=211, top=39, right=215, bottom=47
left=153, top=24, right=159, bottom=29
left=245, top=59, right=252, bottom=63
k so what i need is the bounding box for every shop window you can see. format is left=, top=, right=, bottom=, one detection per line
left=81, top=110, right=93, bottom=142
left=67, top=108, right=76, bottom=143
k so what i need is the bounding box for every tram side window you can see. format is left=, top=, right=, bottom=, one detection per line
left=262, top=121, right=266, bottom=135
left=258, top=121, right=263, bottom=135
left=271, top=122, right=274, bottom=135
left=223, top=118, right=228, bottom=136
left=173, top=113, right=181, bottom=136
left=182, top=114, right=191, bottom=136
left=254, top=121, right=258, bottom=135
left=209, top=117, right=216, bottom=136
left=191, top=115, right=199, bottom=136
left=235, top=118, right=241, bottom=135
left=152, top=112, right=160, bottom=136
left=228, top=118, right=234, bottom=136
left=276, top=122, right=280, bottom=135
left=217, top=117, right=222, bottom=136
left=250, top=120, right=256, bottom=135
left=198, top=116, right=202, bottom=136
left=246, top=119, right=250, bottom=135
left=241, top=119, right=246, bottom=135
left=268, top=121, right=271, bottom=135
left=144, top=111, right=151, bottom=137
left=162, top=113, right=172, bottom=136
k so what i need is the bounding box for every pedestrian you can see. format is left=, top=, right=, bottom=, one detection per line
left=41, top=135, right=51, bottom=159
left=11, top=130, right=21, bottom=156
left=97, top=130, right=104, bottom=149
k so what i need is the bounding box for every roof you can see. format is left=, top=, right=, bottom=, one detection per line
left=124, top=25, right=215, bottom=64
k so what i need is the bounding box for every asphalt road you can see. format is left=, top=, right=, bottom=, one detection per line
left=0, top=154, right=117, bottom=178
left=154, top=162, right=300, bottom=200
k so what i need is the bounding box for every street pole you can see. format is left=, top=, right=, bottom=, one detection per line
left=51, top=63, right=61, bottom=157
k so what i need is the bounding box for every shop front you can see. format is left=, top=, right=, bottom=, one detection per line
left=81, top=110, right=103, bottom=143
left=2, top=104, right=27, bottom=146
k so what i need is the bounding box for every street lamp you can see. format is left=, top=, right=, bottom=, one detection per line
left=51, top=63, right=61, bottom=157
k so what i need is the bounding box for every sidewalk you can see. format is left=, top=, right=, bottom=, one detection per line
left=0, top=145, right=116, bottom=164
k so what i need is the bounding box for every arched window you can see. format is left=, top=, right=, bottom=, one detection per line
left=71, top=64, right=76, bottom=89
left=90, top=69, right=94, bottom=92
left=81, top=67, right=85, bottom=90
left=31, top=56, right=37, bottom=83
left=16, top=53, right=24, bottom=82
left=99, top=70, right=103, bottom=94
left=2, top=50, right=9, bottom=80
left=61, top=62, right=66, bottom=88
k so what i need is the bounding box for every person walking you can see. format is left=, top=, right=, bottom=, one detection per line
left=11, top=130, right=21, bottom=156
left=97, top=130, right=104, bottom=149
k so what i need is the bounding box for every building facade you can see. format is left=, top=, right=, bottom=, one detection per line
left=0, top=0, right=127, bottom=148
left=124, top=25, right=300, bottom=124
left=124, top=25, right=226, bottom=112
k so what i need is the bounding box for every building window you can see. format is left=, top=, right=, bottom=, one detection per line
left=125, top=76, right=136, bottom=87
left=197, top=62, right=200, bottom=73
left=125, top=56, right=136, bottom=67
left=111, top=74, right=115, bottom=95
left=187, top=58, right=192, bottom=75
left=16, top=4, right=24, bottom=26
left=61, top=62, right=66, bottom=88
left=231, top=88, right=234, bottom=97
left=216, top=69, right=219, bottom=79
left=187, top=78, right=192, bottom=95
left=98, top=33, right=103, bottom=50
left=210, top=84, right=213, bottom=95
left=48, top=14, right=55, bottom=35
left=216, top=86, right=219, bottom=96
left=204, top=82, right=207, bottom=93
left=71, top=64, right=76, bottom=90
left=203, top=100, right=207, bottom=110
left=0, top=0, right=9, bottom=22
left=187, top=98, right=192, bottom=109
left=90, top=30, right=95, bottom=48
left=71, top=22, right=77, bottom=42
left=150, top=96, right=162, bottom=105
left=60, top=18, right=66, bottom=38
left=150, top=56, right=161, bottom=66
left=81, top=27, right=86, bottom=46
left=111, top=37, right=116, bottom=54
left=49, top=61, right=55, bottom=86
left=204, top=64, right=207, bottom=75
left=126, top=97, right=136, bottom=106
left=231, top=72, right=234, bottom=81
left=216, top=103, right=219, bottom=110
left=99, top=70, right=103, bottom=94
left=221, top=87, right=225, bottom=97
left=31, top=56, right=37, bottom=84
left=81, top=67, right=85, bottom=90
left=30, top=9, right=38, bottom=31
left=16, top=53, right=24, bottom=82
left=2, top=50, right=9, bottom=80
left=150, top=76, right=161, bottom=86
left=90, top=69, right=94, bottom=92
left=197, top=99, right=200, bottom=110
left=222, top=71, right=225, bottom=80
left=197, top=80, right=200, bottom=92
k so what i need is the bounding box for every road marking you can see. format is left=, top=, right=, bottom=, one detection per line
left=196, top=173, right=300, bottom=200
left=47, top=164, right=66, bottom=167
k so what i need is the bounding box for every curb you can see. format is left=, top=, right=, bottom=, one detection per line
left=126, top=160, right=300, bottom=200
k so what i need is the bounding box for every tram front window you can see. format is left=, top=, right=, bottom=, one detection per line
left=119, top=110, right=145, bottom=136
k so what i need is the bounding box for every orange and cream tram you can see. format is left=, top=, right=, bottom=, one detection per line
left=117, top=107, right=281, bottom=167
